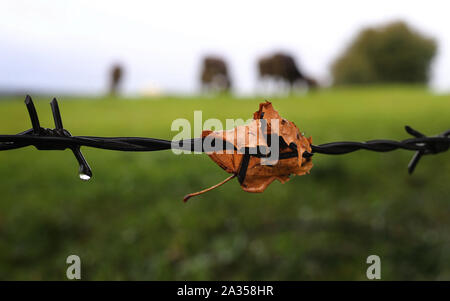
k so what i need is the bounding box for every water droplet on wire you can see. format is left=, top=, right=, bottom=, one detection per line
left=79, top=173, right=91, bottom=181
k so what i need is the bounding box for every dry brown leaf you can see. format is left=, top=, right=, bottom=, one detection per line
left=183, top=101, right=313, bottom=201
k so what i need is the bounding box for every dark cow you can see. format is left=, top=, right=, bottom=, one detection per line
left=200, top=57, right=232, bottom=93
left=109, top=64, right=124, bottom=96
left=258, top=53, right=317, bottom=90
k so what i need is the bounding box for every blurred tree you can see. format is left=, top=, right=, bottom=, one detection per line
left=200, top=56, right=232, bottom=93
left=109, top=64, right=124, bottom=96
left=331, top=21, right=437, bottom=85
left=258, top=52, right=317, bottom=90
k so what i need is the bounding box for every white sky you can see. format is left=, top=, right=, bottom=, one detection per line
left=1, top=0, right=449, bottom=95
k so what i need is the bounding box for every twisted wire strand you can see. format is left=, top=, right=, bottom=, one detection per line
left=311, top=137, right=450, bottom=154
left=1, top=134, right=449, bottom=155
left=0, top=96, right=448, bottom=177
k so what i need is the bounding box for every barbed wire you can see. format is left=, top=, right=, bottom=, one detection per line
left=0, top=96, right=448, bottom=180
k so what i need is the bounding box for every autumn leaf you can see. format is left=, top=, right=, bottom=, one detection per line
left=183, top=101, right=313, bottom=201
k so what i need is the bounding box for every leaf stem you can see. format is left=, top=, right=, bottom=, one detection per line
left=183, top=174, right=236, bottom=202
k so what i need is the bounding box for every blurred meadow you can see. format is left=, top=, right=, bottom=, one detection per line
left=0, top=86, right=449, bottom=280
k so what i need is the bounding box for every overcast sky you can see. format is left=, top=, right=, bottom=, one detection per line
left=1, top=0, right=449, bottom=95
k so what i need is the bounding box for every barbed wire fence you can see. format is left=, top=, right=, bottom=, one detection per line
left=0, top=96, right=449, bottom=181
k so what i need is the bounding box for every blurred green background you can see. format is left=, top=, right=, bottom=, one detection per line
left=0, top=86, right=448, bottom=280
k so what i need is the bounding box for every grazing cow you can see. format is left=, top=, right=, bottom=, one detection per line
left=109, top=64, right=124, bottom=96
left=200, top=57, right=232, bottom=93
left=258, top=53, right=317, bottom=91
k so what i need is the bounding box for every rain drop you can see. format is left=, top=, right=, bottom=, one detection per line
left=79, top=173, right=91, bottom=181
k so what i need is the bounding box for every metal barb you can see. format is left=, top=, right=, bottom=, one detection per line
left=405, top=125, right=450, bottom=174
left=1, top=96, right=93, bottom=180
left=25, top=95, right=41, bottom=134
left=50, top=98, right=64, bottom=130
left=49, top=98, right=92, bottom=179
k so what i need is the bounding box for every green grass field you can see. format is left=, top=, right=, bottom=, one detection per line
left=0, top=86, right=449, bottom=280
